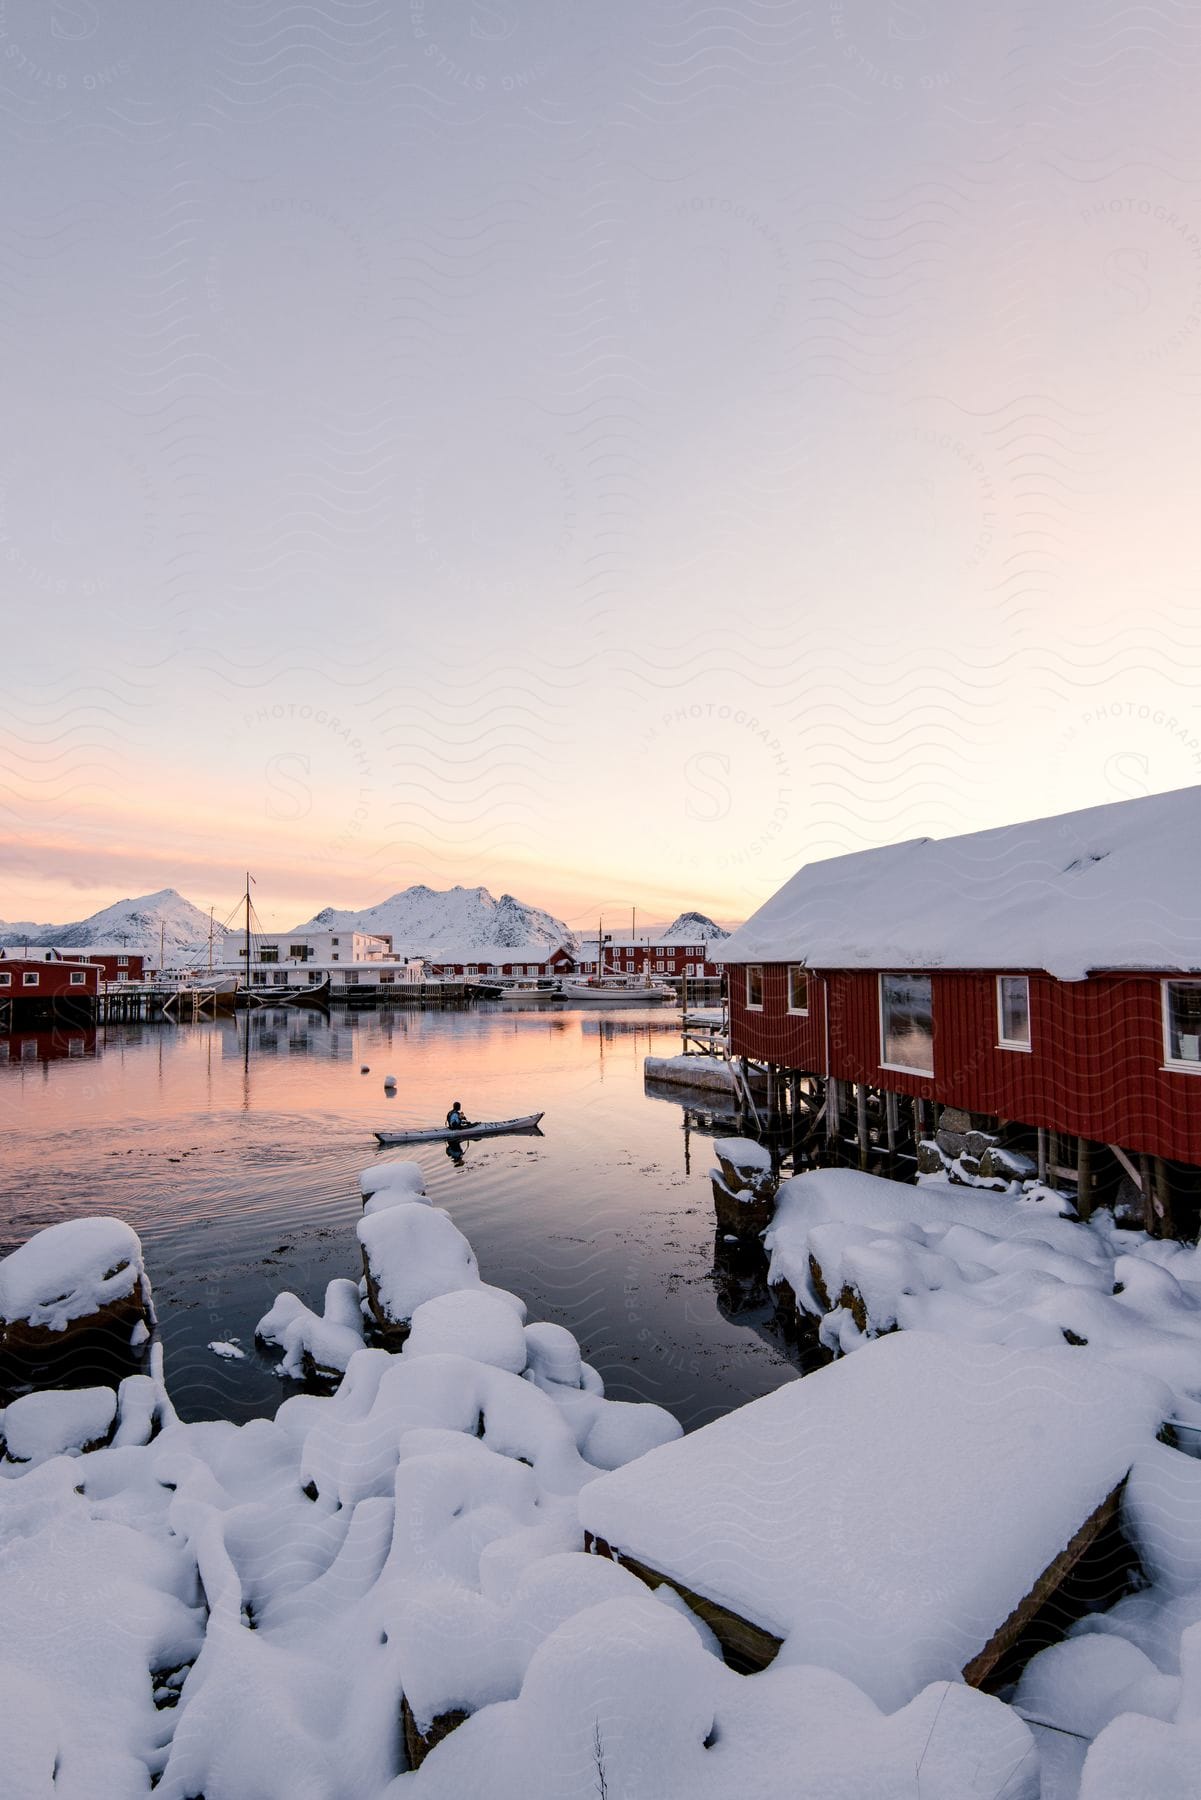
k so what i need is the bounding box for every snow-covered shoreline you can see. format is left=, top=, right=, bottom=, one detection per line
left=4, top=1164, right=1201, bottom=1797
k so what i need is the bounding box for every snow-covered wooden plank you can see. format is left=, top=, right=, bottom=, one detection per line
left=579, top=1332, right=1168, bottom=1711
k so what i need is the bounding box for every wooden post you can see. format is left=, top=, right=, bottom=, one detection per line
left=1037, top=1127, right=1048, bottom=1186
left=1075, top=1138, right=1093, bottom=1221
left=1152, top=1157, right=1175, bottom=1239
left=885, top=1091, right=898, bottom=1156
left=1140, top=1154, right=1155, bottom=1234
left=856, top=1084, right=870, bottom=1170
left=826, top=1078, right=840, bottom=1154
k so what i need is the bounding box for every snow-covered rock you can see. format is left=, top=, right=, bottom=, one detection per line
left=1, top=1386, right=118, bottom=1465
left=357, top=1204, right=481, bottom=1341
left=358, top=1160, right=429, bottom=1205
left=0, top=1218, right=153, bottom=1371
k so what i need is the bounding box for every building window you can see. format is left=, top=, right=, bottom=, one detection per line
left=260, top=947, right=279, bottom=964
left=23, top=972, right=39, bottom=987
left=1163, top=981, right=1201, bottom=1071
left=117, top=955, right=128, bottom=966
left=879, top=973, right=934, bottom=1075
left=70, top=971, right=87, bottom=986
left=746, top=965, right=764, bottom=1009
left=787, top=966, right=809, bottom=1014
left=289, top=945, right=310, bottom=961
left=0, top=973, right=9, bottom=986
left=997, top=975, right=1031, bottom=1050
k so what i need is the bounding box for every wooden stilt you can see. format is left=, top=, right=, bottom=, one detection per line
left=1152, top=1157, right=1174, bottom=1239
left=1140, top=1154, right=1155, bottom=1233
left=1075, top=1138, right=1093, bottom=1221
left=1037, top=1127, right=1048, bottom=1186
left=826, top=1078, right=840, bottom=1154
left=885, top=1091, right=898, bottom=1156
left=856, top=1084, right=870, bottom=1171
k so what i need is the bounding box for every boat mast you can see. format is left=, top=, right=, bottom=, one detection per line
left=245, top=872, right=252, bottom=979
left=208, top=906, right=214, bottom=972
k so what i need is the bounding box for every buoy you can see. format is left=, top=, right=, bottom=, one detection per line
left=360, top=1066, right=370, bottom=1074
left=384, top=1074, right=397, bottom=1088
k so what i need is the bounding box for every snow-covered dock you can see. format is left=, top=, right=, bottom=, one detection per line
left=580, top=1333, right=1168, bottom=1707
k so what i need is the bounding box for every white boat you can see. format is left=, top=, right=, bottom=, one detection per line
left=374, top=1112, right=545, bottom=1145
left=555, top=976, right=676, bottom=1004
left=494, top=979, right=561, bottom=1004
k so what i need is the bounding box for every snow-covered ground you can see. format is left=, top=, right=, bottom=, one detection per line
left=4, top=1167, right=1201, bottom=1796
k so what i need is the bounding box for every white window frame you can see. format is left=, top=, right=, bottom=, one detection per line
left=996, top=974, right=1032, bottom=1052
left=787, top=965, right=809, bottom=1015
left=878, top=972, right=935, bottom=1077
left=0, top=972, right=9, bottom=986
left=745, top=964, right=764, bottom=1010
left=1162, top=979, right=1201, bottom=1074
left=70, top=971, right=87, bottom=987
left=22, top=972, right=39, bottom=987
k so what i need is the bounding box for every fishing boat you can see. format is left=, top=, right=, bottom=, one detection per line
left=555, top=974, right=676, bottom=1004
left=237, top=972, right=331, bottom=1010
left=374, top=1112, right=544, bottom=1145
left=494, top=978, right=561, bottom=1004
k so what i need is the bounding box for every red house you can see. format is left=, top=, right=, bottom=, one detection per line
left=1, top=947, right=145, bottom=982
left=429, top=945, right=577, bottom=979
left=0, top=956, right=99, bottom=1018
left=577, top=938, right=722, bottom=981
left=720, top=788, right=1201, bottom=1237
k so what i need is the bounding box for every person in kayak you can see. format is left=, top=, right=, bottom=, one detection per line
left=446, top=1100, right=476, bottom=1130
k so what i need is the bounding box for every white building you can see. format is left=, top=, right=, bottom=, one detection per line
left=226, top=929, right=395, bottom=966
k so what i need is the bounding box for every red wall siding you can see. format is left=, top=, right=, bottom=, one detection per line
left=728, top=962, right=1201, bottom=1163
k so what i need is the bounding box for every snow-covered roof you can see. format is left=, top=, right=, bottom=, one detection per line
left=718, top=786, right=1201, bottom=981
left=579, top=1331, right=1167, bottom=1712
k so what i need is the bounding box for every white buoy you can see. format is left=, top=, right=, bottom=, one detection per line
left=383, top=1074, right=397, bottom=1088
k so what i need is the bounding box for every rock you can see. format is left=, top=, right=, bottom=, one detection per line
left=916, top=1141, right=948, bottom=1175
left=964, top=1130, right=998, bottom=1160
left=1, top=1385, right=118, bottom=1466
left=978, top=1144, right=1038, bottom=1182
left=938, top=1106, right=973, bottom=1135
left=710, top=1171, right=774, bottom=1239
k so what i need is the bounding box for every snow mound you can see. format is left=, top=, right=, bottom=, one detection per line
left=404, top=1289, right=529, bottom=1374
left=257, top=1279, right=366, bottom=1380
left=1, top=1386, right=117, bottom=1464
left=359, top=1160, right=429, bottom=1203
left=390, top=1594, right=1037, bottom=1800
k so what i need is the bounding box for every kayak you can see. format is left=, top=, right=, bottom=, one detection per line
left=374, top=1112, right=544, bottom=1146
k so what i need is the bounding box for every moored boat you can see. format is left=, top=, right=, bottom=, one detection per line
left=374, top=1112, right=544, bottom=1145
left=555, top=975, right=676, bottom=1004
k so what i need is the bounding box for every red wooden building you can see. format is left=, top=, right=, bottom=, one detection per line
left=428, top=945, right=577, bottom=979
left=0, top=947, right=145, bottom=982
left=720, top=788, right=1201, bottom=1236
left=0, top=956, right=100, bottom=1019
left=576, top=938, right=722, bottom=980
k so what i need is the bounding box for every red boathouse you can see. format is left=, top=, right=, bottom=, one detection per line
left=719, top=787, right=1201, bottom=1237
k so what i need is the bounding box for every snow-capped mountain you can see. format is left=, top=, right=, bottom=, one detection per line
left=291, top=886, right=575, bottom=958
left=0, top=890, right=228, bottom=957
left=659, top=911, right=730, bottom=944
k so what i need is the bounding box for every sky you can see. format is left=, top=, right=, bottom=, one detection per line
left=2, top=1, right=1201, bottom=935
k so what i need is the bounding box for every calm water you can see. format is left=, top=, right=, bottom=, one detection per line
left=0, top=1005, right=797, bottom=1430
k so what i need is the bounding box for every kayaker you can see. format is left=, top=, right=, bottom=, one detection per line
left=446, top=1100, right=475, bottom=1130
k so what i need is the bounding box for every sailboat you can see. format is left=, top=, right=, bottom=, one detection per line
left=229, top=873, right=331, bottom=1009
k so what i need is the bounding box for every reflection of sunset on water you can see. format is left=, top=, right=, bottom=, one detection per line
left=0, top=1006, right=795, bottom=1430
